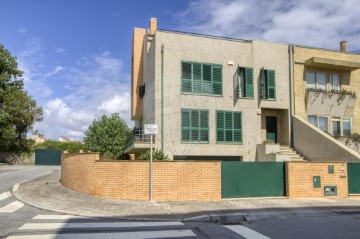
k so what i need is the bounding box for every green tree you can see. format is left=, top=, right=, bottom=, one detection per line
left=36, top=141, right=86, bottom=153
left=0, top=44, right=43, bottom=153
left=84, top=113, right=132, bottom=159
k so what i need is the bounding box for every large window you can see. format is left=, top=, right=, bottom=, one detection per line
left=308, top=115, right=328, bottom=132
left=181, top=109, right=209, bottom=142
left=260, top=69, right=276, bottom=100
left=306, top=72, right=341, bottom=91
left=332, top=117, right=352, bottom=136
left=181, top=61, right=222, bottom=95
left=216, top=111, right=242, bottom=143
left=236, top=67, right=254, bottom=98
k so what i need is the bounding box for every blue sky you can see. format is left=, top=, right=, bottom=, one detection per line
left=1, top=0, right=360, bottom=140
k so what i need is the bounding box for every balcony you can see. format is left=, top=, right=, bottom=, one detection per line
left=125, top=126, right=155, bottom=154
left=305, top=57, right=360, bottom=71
left=306, top=89, right=356, bottom=117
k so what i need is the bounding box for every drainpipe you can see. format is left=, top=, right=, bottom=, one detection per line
left=288, top=44, right=295, bottom=148
left=161, top=44, right=164, bottom=151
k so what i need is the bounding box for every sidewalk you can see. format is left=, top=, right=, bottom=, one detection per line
left=13, top=172, right=360, bottom=222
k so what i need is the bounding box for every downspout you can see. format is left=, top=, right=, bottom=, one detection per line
left=161, top=44, right=164, bottom=151
left=288, top=44, right=295, bottom=147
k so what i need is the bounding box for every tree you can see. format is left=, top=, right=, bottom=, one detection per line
left=84, top=113, right=132, bottom=159
left=0, top=44, right=43, bottom=153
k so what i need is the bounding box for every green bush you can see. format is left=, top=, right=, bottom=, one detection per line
left=36, top=141, right=86, bottom=153
left=137, top=148, right=170, bottom=161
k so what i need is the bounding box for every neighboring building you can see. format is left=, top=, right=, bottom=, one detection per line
left=30, top=133, right=46, bottom=145
left=126, top=18, right=360, bottom=162
left=58, top=136, right=72, bottom=142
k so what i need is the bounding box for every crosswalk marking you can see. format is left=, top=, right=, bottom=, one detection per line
left=225, top=225, right=270, bottom=239
left=0, top=191, right=11, bottom=201
left=7, top=230, right=196, bottom=239
left=0, top=200, right=24, bottom=213
left=19, top=221, right=184, bottom=230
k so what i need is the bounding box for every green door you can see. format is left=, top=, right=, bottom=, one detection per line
left=35, top=149, right=62, bottom=165
left=348, top=163, right=360, bottom=194
left=221, top=162, right=285, bottom=198
left=266, top=116, right=277, bottom=143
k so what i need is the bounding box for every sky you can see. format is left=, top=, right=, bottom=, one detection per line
left=1, top=0, right=360, bottom=140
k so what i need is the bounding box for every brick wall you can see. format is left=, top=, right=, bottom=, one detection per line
left=286, top=162, right=348, bottom=198
left=61, top=153, right=221, bottom=201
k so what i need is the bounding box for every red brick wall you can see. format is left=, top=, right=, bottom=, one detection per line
left=61, top=153, right=221, bottom=201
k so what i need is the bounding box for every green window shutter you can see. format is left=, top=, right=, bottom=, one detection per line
left=192, top=63, right=202, bottom=93
left=202, top=64, right=212, bottom=94
left=260, top=68, right=266, bottom=98
left=181, top=109, right=190, bottom=141
left=216, top=111, right=225, bottom=142
left=181, top=62, right=192, bottom=93
left=233, top=112, right=242, bottom=143
left=267, top=70, right=276, bottom=99
left=200, top=110, right=209, bottom=141
left=212, top=65, right=222, bottom=95
left=191, top=110, right=199, bottom=141
left=245, top=67, right=254, bottom=98
left=225, top=112, right=233, bottom=142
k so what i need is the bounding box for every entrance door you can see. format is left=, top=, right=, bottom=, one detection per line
left=266, top=116, right=277, bottom=143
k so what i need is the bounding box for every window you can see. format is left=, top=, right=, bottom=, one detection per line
left=306, top=72, right=341, bottom=91
left=331, top=74, right=340, bottom=91
left=307, top=115, right=328, bottom=132
left=236, top=67, right=254, bottom=98
left=181, top=109, right=209, bottom=142
left=260, top=68, right=276, bottom=99
left=181, top=61, right=222, bottom=95
left=331, top=117, right=351, bottom=136
left=216, top=111, right=242, bottom=143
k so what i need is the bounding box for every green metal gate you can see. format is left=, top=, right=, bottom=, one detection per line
left=221, top=162, right=285, bottom=198
left=35, top=149, right=62, bottom=165
left=348, top=163, right=360, bottom=194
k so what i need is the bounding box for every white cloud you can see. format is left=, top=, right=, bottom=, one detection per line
left=177, top=0, right=360, bottom=51
left=55, top=48, right=67, bottom=54
left=43, top=66, right=66, bottom=77
left=18, top=25, right=27, bottom=34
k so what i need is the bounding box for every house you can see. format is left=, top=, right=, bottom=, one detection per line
left=126, top=18, right=360, bottom=162
left=58, top=136, right=72, bottom=142
left=30, top=133, right=46, bottom=145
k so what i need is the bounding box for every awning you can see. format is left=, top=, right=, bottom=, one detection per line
left=305, top=57, right=360, bottom=71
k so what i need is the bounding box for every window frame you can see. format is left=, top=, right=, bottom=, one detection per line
left=331, top=117, right=352, bottom=136
left=181, top=108, right=209, bottom=143
left=260, top=68, right=276, bottom=100
left=181, top=61, right=223, bottom=96
left=306, top=71, right=341, bottom=91
left=216, top=110, right=243, bottom=144
left=307, top=115, right=329, bottom=133
left=237, top=66, right=254, bottom=98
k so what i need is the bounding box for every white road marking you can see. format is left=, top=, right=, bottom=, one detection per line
left=7, top=230, right=196, bottom=239
left=0, top=201, right=24, bottom=213
left=19, top=221, right=184, bottom=230
left=33, top=215, right=89, bottom=220
left=0, top=191, right=11, bottom=201
left=225, top=225, right=270, bottom=239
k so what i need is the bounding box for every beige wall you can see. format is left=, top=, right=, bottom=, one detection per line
left=286, top=162, right=348, bottom=198
left=293, top=46, right=360, bottom=134
left=61, top=153, right=221, bottom=201
left=293, top=115, right=360, bottom=162
left=144, top=31, right=291, bottom=160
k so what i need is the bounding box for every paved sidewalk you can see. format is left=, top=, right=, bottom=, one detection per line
left=13, top=172, right=360, bottom=222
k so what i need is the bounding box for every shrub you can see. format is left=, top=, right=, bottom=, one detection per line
left=137, top=148, right=170, bottom=161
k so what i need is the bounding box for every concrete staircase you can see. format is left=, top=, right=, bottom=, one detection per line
left=279, top=145, right=305, bottom=161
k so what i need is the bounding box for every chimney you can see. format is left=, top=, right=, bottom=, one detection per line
left=148, top=18, right=157, bottom=36
left=340, top=41, right=347, bottom=52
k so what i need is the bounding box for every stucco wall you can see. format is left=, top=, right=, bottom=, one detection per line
left=293, top=115, right=360, bottom=162
left=61, top=153, right=221, bottom=201
left=146, top=31, right=290, bottom=161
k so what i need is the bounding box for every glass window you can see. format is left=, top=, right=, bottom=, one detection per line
left=306, top=72, right=316, bottom=89
left=342, top=118, right=351, bottom=136
left=319, top=116, right=328, bottom=132
left=316, top=73, right=327, bottom=90
left=331, top=74, right=340, bottom=91
left=238, top=68, right=245, bottom=97
left=308, top=115, right=318, bottom=127
left=332, top=119, right=341, bottom=136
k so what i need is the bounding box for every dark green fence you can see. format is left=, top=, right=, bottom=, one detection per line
left=35, top=149, right=62, bottom=165
left=348, top=163, right=360, bottom=194
left=221, top=162, right=285, bottom=198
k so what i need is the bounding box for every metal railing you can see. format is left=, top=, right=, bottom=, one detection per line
left=127, top=126, right=155, bottom=148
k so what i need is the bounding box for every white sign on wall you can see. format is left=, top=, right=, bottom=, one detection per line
left=144, top=124, right=158, bottom=135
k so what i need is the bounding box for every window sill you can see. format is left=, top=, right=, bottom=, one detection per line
left=216, top=142, right=243, bottom=145
left=238, top=97, right=254, bottom=99
left=261, top=98, right=276, bottom=101
left=181, top=141, right=209, bottom=144
left=181, top=92, right=223, bottom=97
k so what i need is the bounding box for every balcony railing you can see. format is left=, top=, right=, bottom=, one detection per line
left=127, top=126, right=155, bottom=148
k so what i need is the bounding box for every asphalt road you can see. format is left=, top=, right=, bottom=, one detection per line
left=1, top=165, right=360, bottom=239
